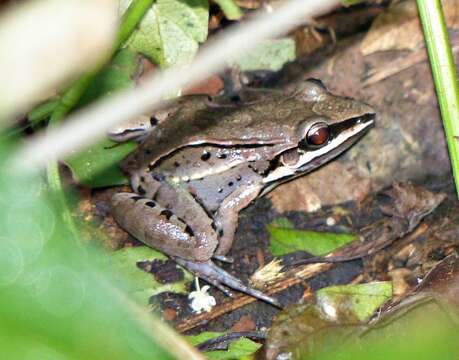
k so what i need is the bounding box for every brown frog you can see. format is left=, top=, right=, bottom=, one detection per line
left=109, top=79, right=375, bottom=307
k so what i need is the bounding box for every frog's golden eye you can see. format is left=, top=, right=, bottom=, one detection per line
left=305, top=122, right=330, bottom=146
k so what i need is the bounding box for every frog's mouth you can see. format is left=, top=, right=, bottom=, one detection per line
left=262, top=113, right=375, bottom=188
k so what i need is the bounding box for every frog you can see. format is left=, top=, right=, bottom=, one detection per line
left=109, top=79, right=375, bottom=307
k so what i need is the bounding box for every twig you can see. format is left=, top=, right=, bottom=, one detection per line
left=176, top=263, right=332, bottom=333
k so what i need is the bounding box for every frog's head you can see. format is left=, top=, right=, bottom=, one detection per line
left=262, top=79, right=375, bottom=187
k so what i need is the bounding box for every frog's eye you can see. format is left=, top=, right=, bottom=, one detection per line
left=305, top=122, right=330, bottom=146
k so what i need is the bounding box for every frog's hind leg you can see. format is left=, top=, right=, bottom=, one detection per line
left=174, top=258, right=282, bottom=308
left=111, top=192, right=218, bottom=262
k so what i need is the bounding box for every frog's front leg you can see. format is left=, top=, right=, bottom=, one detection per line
left=214, top=183, right=263, bottom=256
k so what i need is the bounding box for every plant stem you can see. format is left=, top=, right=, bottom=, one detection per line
left=46, top=0, right=154, bottom=235
left=416, top=0, right=459, bottom=198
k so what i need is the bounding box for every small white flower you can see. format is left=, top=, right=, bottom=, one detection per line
left=188, top=278, right=216, bottom=314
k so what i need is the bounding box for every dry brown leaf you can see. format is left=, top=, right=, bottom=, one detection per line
left=231, top=314, right=256, bottom=332
left=268, top=162, right=372, bottom=213
left=361, top=0, right=459, bottom=55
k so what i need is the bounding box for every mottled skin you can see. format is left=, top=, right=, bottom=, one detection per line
left=110, top=80, right=375, bottom=306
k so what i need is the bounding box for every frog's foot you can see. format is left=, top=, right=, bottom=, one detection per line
left=174, top=258, right=282, bottom=308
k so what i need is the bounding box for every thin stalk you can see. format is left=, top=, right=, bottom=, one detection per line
left=46, top=0, right=154, bottom=235
left=417, top=0, right=459, bottom=198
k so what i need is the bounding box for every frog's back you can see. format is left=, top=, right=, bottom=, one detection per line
left=122, top=93, right=309, bottom=174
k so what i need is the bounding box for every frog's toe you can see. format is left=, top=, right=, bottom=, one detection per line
left=173, top=258, right=282, bottom=308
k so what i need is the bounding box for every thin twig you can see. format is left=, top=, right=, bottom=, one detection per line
left=176, top=263, right=331, bottom=333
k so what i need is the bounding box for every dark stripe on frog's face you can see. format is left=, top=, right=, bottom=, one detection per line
left=262, top=113, right=375, bottom=187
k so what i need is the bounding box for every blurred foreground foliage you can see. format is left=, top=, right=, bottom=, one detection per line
left=0, top=139, right=176, bottom=359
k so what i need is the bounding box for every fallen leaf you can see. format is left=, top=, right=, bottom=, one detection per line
left=267, top=218, right=356, bottom=257
left=268, top=162, right=372, bottom=213
left=188, top=331, right=262, bottom=359
left=361, top=0, right=459, bottom=55
left=316, top=282, right=392, bottom=323
left=104, top=246, right=193, bottom=304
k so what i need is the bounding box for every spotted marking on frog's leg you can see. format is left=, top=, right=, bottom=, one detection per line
left=160, top=209, right=174, bottom=220
left=110, top=192, right=218, bottom=261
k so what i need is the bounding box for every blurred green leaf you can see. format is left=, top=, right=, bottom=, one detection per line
left=235, top=38, right=296, bottom=71
left=27, top=98, right=59, bottom=126
left=314, top=296, right=459, bottom=360
left=120, top=0, right=209, bottom=68
left=0, top=140, right=194, bottom=359
left=188, top=332, right=262, bottom=360
left=341, top=0, right=366, bottom=6
left=267, top=218, right=357, bottom=256
left=64, top=49, right=140, bottom=187
left=316, top=282, right=392, bottom=323
left=214, top=0, right=242, bottom=20
left=106, top=246, right=193, bottom=304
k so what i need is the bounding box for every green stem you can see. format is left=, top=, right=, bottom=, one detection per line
left=416, top=0, right=459, bottom=198
left=28, top=99, right=59, bottom=126
left=49, top=0, right=154, bottom=126
left=46, top=0, right=154, bottom=236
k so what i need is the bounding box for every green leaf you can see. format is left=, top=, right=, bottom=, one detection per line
left=28, top=99, right=59, bottom=126
left=187, top=332, right=262, bottom=360
left=78, top=48, right=139, bottom=107
left=106, top=246, right=193, bottom=304
left=316, top=282, right=393, bottom=323
left=267, top=218, right=357, bottom=257
left=120, top=0, right=209, bottom=68
left=66, top=139, right=135, bottom=188
left=214, top=0, right=242, bottom=20
left=235, top=38, right=296, bottom=71
left=64, top=49, right=140, bottom=188
left=0, top=140, right=181, bottom=359
left=341, top=0, right=366, bottom=6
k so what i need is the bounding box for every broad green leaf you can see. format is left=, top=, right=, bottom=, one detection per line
left=78, top=48, right=139, bottom=107
left=120, top=0, right=209, bottom=68
left=317, top=282, right=392, bottom=323
left=66, top=139, right=135, bottom=188
left=106, top=246, right=193, bottom=304
left=188, top=331, right=223, bottom=345
left=187, top=331, right=262, bottom=360
left=214, top=0, right=242, bottom=20
left=235, top=38, right=296, bottom=71
left=267, top=218, right=357, bottom=256
left=65, top=49, right=140, bottom=187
